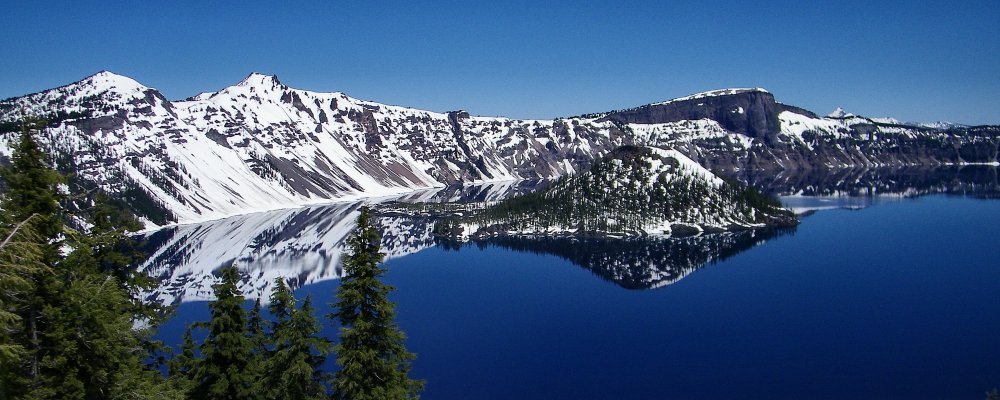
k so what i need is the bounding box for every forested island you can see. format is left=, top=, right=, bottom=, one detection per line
left=424, top=146, right=798, bottom=240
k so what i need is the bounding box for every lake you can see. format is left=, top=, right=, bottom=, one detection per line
left=148, top=168, right=1000, bottom=399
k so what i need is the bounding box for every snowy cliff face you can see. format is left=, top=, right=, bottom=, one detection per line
left=598, top=89, right=999, bottom=172
left=1, top=72, right=996, bottom=227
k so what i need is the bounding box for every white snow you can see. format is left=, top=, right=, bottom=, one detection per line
left=652, top=88, right=770, bottom=106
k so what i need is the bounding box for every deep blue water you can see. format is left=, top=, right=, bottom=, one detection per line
left=158, top=195, right=1000, bottom=399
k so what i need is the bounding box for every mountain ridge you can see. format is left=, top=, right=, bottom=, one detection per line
left=1, top=71, right=996, bottom=227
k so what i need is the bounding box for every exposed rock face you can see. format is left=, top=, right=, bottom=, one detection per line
left=600, top=89, right=785, bottom=143
left=0, top=72, right=996, bottom=226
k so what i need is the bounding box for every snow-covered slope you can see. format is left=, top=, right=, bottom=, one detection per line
left=0, top=72, right=632, bottom=227
left=1, top=72, right=995, bottom=227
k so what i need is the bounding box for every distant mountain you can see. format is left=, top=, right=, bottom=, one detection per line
left=828, top=107, right=853, bottom=118
left=1, top=72, right=996, bottom=226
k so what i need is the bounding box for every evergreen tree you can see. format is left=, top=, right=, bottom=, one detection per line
left=30, top=270, right=178, bottom=400
left=0, top=117, right=64, bottom=395
left=1, top=117, right=177, bottom=399
left=264, top=279, right=330, bottom=400
left=329, top=207, right=423, bottom=400
left=85, top=193, right=159, bottom=318
left=246, top=296, right=267, bottom=394
left=0, top=117, right=63, bottom=257
left=192, top=265, right=258, bottom=400
left=0, top=213, right=45, bottom=399
left=168, top=326, right=199, bottom=393
left=247, top=298, right=266, bottom=353
left=268, top=278, right=295, bottom=338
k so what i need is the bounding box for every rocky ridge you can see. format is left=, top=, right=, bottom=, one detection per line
left=1, top=72, right=996, bottom=227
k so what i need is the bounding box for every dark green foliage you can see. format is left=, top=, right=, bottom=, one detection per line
left=0, top=213, right=45, bottom=399
left=1, top=117, right=64, bottom=260
left=168, top=327, right=199, bottom=393
left=988, top=388, right=1000, bottom=400
left=30, top=272, right=175, bottom=400
left=266, top=294, right=330, bottom=400
left=330, top=207, right=423, bottom=400
left=0, top=118, right=66, bottom=397
left=64, top=193, right=162, bottom=321
left=191, top=265, right=258, bottom=400
left=177, top=275, right=333, bottom=400
left=0, top=118, right=177, bottom=399
left=268, top=279, right=295, bottom=335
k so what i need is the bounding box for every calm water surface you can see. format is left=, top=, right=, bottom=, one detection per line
left=156, top=195, right=1000, bottom=399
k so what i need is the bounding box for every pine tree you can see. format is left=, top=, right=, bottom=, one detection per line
left=30, top=270, right=178, bottom=399
left=168, top=326, right=199, bottom=393
left=193, top=265, right=258, bottom=400
left=0, top=212, right=45, bottom=399
left=1, top=117, right=177, bottom=399
left=85, top=193, right=159, bottom=318
left=268, top=278, right=295, bottom=336
left=329, top=207, right=423, bottom=400
left=0, top=117, right=64, bottom=395
left=246, top=296, right=267, bottom=394
left=264, top=279, right=330, bottom=400
left=267, top=293, right=330, bottom=400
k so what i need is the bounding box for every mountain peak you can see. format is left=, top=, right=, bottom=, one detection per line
left=237, top=72, right=283, bottom=89
left=828, top=107, right=853, bottom=118
left=74, top=70, right=149, bottom=93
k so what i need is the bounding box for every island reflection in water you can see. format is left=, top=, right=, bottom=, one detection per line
left=138, top=166, right=998, bottom=304
left=442, top=229, right=794, bottom=290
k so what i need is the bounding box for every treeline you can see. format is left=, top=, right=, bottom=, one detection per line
left=441, top=146, right=794, bottom=236
left=0, top=118, right=421, bottom=399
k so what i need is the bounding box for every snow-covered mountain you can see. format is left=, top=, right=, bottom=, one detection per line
left=828, top=107, right=853, bottom=118
left=1, top=72, right=996, bottom=227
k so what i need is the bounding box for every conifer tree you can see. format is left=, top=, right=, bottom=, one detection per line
left=264, top=279, right=330, bottom=400
left=329, top=207, right=423, bottom=400
left=193, top=265, right=258, bottom=400
left=267, top=293, right=330, bottom=400
left=0, top=212, right=45, bottom=399
left=168, top=326, right=199, bottom=393
left=0, top=117, right=63, bottom=394
left=1, top=117, right=177, bottom=399
left=268, top=278, right=295, bottom=336
left=246, top=296, right=267, bottom=394
left=84, top=193, right=159, bottom=318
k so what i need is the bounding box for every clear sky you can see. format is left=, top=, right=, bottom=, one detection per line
left=2, top=0, right=998, bottom=124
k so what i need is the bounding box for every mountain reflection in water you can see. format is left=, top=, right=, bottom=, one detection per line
left=137, top=166, right=997, bottom=304
left=444, top=228, right=795, bottom=289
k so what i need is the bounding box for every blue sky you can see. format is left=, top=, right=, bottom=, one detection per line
left=2, top=0, right=998, bottom=123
